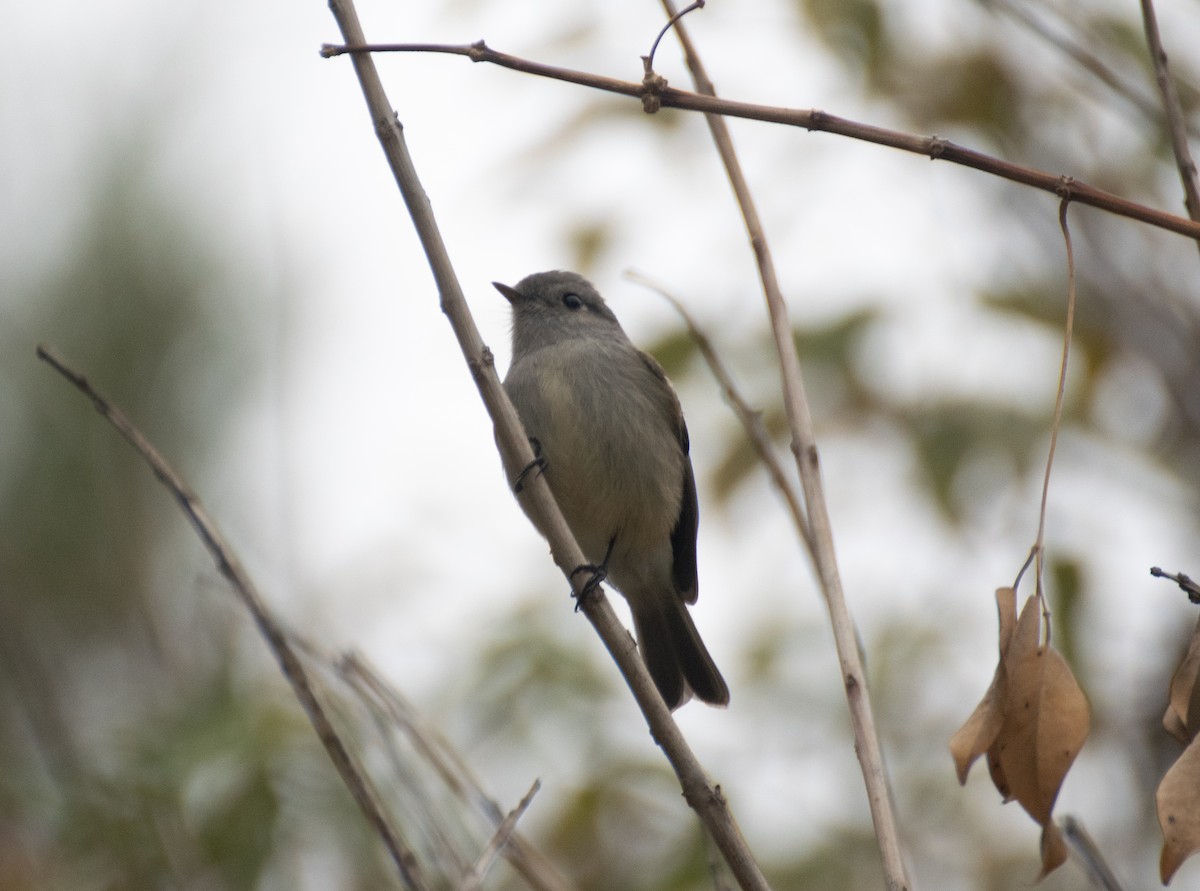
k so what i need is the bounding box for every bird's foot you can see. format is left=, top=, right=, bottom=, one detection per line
left=512, top=438, right=546, bottom=493
left=569, top=562, right=607, bottom=611
left=569, top=537, right=615, bottom=611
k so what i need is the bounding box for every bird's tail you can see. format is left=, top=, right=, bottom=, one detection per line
left=632, top=598, right=729, bottom=710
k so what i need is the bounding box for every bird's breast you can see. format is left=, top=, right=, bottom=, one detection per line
left=505, top=339, right=684, bottom=563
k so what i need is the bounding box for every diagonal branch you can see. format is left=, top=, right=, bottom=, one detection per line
left=649, top=4, right=910, bottom=887
left=1138, top=0, right=1200, bottom=241
left=459, top=779, right=541, bottom=891
left=324, top=1, right=770, bottom=887
left=35, top=345, right=431, bottom=891
left=319, top=39, right=1200, bottom=242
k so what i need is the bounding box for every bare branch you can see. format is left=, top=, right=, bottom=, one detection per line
left=34, top=345, right=430, bottom=890
left=319, top=39, right=1200, bottom=242
left=1061, top=816, right=1128, bottom=891
left=323, top=1, right=771, bottom=887
left=1138, top=0, right=1200, bottom=241
left=649, top=3, right=910, bottom=886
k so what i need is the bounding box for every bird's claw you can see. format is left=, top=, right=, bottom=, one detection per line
left=512, top=438, right=547, bottom=493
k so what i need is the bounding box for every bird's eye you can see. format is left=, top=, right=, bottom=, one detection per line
left=562, top=292, right=583, bottom=310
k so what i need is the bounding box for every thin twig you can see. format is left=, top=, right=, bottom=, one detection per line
left=1150, top=567, right=1200, bottom=604
left=644, top=0, right=704, bottom=74
left=318, top=40, right=1200, bottom=242
left=1138, top=0, right=1200, bottom=242
left=34, top=345, right=430, bottom=891
left=651, top=3, right=910, bottom=887
left=324, top=2, right=770, bottom=888
left=1060, top=815, right=1127, bottom=891
left=459, top=780, right=541, bottom=891
left=1033, top=199, right=1076, bottom=619
left=626, top=271, right=814, bottom=556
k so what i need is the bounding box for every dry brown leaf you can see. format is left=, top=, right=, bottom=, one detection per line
left=1164, top=616, right=1200, bottom=745
left=992, top=595, right=1090, bottom=826
left=986, top=747, right=1010, bottom=802
left=950, top=677, right=1005, bottom=785
left=995, top=585, right=1018, bottom=653
left=1165, top=710, right=1190, bottom=746
left=1038, top=821, right=1068, bottom=880
left=950, top=586, right=1090, bottom=881
left=1158, top=735, right=1200, bottom=883
left=950, top=588, right=1018, bottom=784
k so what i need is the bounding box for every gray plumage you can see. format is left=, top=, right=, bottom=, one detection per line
left=495, top=270, right=729, bottom=710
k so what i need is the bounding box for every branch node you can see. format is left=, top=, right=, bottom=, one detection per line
left=640, top=68, right=668, bottom=114
left=375, top=112, right=401, bottom=142
left=1056, top=175, right=1076, bottom=201
left=468, top=39, right=488, bottom=62
left=1151, top=566, right=1200, bottom=603
left=467, top=347, right=495, bottom=382
left=928, top=135, right=947, bottom=160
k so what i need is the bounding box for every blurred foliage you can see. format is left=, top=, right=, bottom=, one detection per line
left=7, top=0, right=1200, bottom=890
left=0, top=142, right=397, bottom=889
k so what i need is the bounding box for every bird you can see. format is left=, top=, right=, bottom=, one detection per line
left=494, top=270, right=729, bottom=710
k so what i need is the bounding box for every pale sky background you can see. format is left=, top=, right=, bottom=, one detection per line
left=5, top=0, right=1200, bottom=885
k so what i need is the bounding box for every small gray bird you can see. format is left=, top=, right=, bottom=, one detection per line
left=495, top=270, right=729, bottom=710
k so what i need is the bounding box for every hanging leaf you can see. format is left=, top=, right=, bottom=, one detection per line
left=1038, top=822, right=1069, bottom=880
left=950, top=587, right=1090, bottom=880
left=950, top=587, right=1017, bottom=783
left=1158, top=616, right=1200, bottom=882
left=992, top=595, right=1090, bottom=828
left=1163, top=616, right=1200, bottom=744
left=1158, top=736, right=1200, bottom=883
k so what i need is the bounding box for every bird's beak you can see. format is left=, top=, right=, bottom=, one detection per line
left=492, top=281, right=522, bottom=304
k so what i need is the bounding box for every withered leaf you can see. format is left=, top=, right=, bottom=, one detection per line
left=1038, top=821, right=1068, bottom=880
left=1158, top=735, right=1200, bottom=883
left=1164, top=616, right=1200, bottom=745
left=950, top=586, right=1090, bottom=881
left=992, top=595, right=1090, bottom=827
left=950, top=588, right=1018, bottom=784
